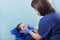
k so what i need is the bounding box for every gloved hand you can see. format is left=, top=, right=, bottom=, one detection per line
left=22, top=28, right=32, bottom=34
left=27, top=25, right=34, bottom=30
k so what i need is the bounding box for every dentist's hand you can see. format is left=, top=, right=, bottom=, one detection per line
left=22, top=28, right=32, bottom=34
left=27, top=25, right=34, bottom=30
left=21, top=26, right=32, bottom=34
left=28, top=25, right=38, bottom=30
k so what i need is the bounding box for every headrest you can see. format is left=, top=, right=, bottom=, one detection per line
left=10, top=28, right=22, bottom=37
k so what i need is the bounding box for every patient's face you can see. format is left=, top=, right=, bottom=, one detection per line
left=19, top=23, right=27, bottom=33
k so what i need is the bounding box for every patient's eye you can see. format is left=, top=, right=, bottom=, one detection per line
left=23, top=26, right=25, bottom=28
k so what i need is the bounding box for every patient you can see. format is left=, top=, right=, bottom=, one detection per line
left=11, top=23, right=38, bottom=40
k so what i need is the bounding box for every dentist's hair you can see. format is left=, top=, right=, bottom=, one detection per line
left=31, top=0, right=55, bottom=16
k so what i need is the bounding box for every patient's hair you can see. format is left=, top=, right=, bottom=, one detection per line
left=16, top=23, right=22, bottom=32
left=16, top=23, right=26, bottom=36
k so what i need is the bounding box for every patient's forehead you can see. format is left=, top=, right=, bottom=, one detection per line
left=19, top=23, right=26, bottom=27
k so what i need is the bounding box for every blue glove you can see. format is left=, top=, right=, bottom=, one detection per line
left=27, top=25, right=34, bottom=30
left=10, top=28, right=21, bottom=37
left=22, top=28, right=32, bottom=34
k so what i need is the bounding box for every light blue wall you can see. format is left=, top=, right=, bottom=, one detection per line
left=54, top=0, right=60, bottom=12
left=0, top=0, right=60, bottom=40
left=0, top=0, right=40, bottom=40
left=49, top=0, right=60, bottom=13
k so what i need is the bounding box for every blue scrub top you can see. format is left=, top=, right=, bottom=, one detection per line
left=38, top=12, right=60, bottom=40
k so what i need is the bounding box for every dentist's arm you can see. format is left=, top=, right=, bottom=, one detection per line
left=22, top=28, right=42, bottom=40
left=29, top=31, right=42, bottom=40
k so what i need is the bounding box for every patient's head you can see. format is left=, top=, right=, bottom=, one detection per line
left=16, top=23, right=27, bottom=33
